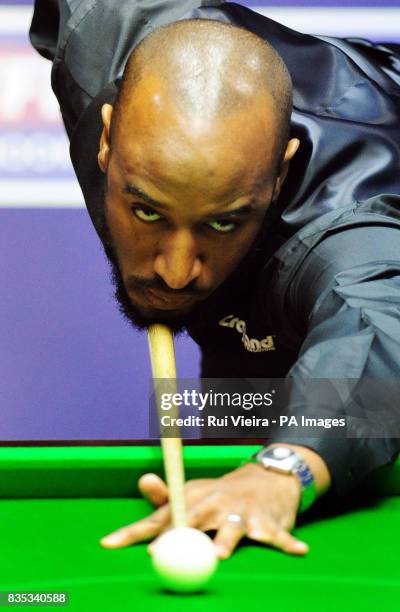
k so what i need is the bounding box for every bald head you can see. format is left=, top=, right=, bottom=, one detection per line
left=97, top=19, right=299, bottom=331
left=111, top=19, right=293, bottom=167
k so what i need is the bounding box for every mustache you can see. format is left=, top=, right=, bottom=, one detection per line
left=126, top=275, right=206, bottom=297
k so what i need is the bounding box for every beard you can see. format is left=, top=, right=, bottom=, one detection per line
left=98, top=201, right=201, bottom=334
left=97, top=186, right=280, bottom=335
left=108, top=257, right=197, bottom=334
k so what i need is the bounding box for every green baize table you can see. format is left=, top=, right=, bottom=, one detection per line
left=0, top=445, right=399, bottom=611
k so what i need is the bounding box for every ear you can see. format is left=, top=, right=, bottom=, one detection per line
left=271, top=138, right=300, bottom=202
left=98, top=104, right=113, bottom=173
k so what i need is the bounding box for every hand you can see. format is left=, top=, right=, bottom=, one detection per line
left=100, top=462, right=309, bottom=558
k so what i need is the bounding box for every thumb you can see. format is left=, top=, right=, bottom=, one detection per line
left=138, top=473, right=169, bottom=507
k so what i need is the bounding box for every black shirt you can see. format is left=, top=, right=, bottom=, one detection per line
left=31, top=0, right=400, bottom=495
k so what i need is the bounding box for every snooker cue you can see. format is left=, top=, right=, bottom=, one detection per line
left=148, top=323, right=187, bottom=528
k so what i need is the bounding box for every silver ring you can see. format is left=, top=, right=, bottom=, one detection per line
left=225, top=513, right=243, bottom=524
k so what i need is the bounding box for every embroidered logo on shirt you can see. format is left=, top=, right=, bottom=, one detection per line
left=219, top=314, right=276, bottom=353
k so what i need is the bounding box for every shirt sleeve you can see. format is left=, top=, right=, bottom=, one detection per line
left=269, top=223, right=400, bottom=495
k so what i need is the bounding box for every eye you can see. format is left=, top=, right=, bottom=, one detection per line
left=207, top=219, right=238, bottom=233
left=131, top=206, right=162, bottom=223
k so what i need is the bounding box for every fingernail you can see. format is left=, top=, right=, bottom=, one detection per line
left=101, top=532, right=123, bottom=546
left=294, top=541, right=308, bottom=552
left=215, top=545, right=228, bottom=559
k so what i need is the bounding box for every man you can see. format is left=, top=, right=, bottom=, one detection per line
left=30, top=0, right=400, bottom=558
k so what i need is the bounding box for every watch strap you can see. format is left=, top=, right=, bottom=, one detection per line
left=249, top=447, right=317, bottom=513
left=294, top=458, right=316, bottom=513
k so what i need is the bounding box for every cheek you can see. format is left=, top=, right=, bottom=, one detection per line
left=231, top=222, right=262, bottom=257
left=207, top=227, right=259, bottom=280
left=106, top=205, right=153, bottom=270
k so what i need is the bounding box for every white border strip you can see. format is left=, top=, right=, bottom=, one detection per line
left=0, top=7, right=33, bottom=34
left=0, top=180, right=85, bottom=208
left=252, top=7, right=400, bottom=38
left=1, top=5, right=400, bottom=38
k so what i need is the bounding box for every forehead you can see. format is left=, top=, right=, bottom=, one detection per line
left=113, top=83, right=278, bottom=199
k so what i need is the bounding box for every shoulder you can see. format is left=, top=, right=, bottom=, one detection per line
left=273, top=195, right=400, bottom=285
left=267, top=195, right=400, bottom=337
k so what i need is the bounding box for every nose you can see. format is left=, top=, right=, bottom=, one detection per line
left=153, top=229, right=203, bottom=289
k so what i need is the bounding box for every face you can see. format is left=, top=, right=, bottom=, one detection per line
left=98, top=77, right=299, bottom=331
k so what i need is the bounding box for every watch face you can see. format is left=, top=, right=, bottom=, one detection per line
left=254, top=447, right=316, bottom=511
left=271, top=447, right=292, bottom=460
left=256, top=446, right=298, bottom=473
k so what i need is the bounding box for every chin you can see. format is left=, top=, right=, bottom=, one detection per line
left=102, top=231, right=203, bottom=334
left=111, top=279, right=193, bottom=334
left=132, top=299, right=198, bottom=333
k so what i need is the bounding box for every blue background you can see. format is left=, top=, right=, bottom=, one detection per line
left=1, top=0, right=399, bottom=440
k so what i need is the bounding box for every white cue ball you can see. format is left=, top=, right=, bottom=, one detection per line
left=151, top=527, right=218, bottom=593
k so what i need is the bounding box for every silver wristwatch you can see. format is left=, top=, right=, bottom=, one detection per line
left=251, top=446, right=316, bottom=513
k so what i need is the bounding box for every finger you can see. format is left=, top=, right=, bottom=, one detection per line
left=200, top=519, right=219, bottom=532
left=186, top=495, right=219, bottom=528
left=100, top=505, right=170, bottom=549
left=147, top=497, right=218, bottom=555
left=138, top=473, right=169, bottom=507
left=248, top=522, right=309, bottom=556
left=214, top=516, right=246, bottom=559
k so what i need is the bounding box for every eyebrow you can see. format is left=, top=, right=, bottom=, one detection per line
left=123, top=182, right=255, bottom=218
left=207, top=204, right=253, bottom=220
left=123, top=183, right=169, bottom=210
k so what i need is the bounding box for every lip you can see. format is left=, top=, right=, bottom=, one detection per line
left=143, top=288, right=196, bottom=311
